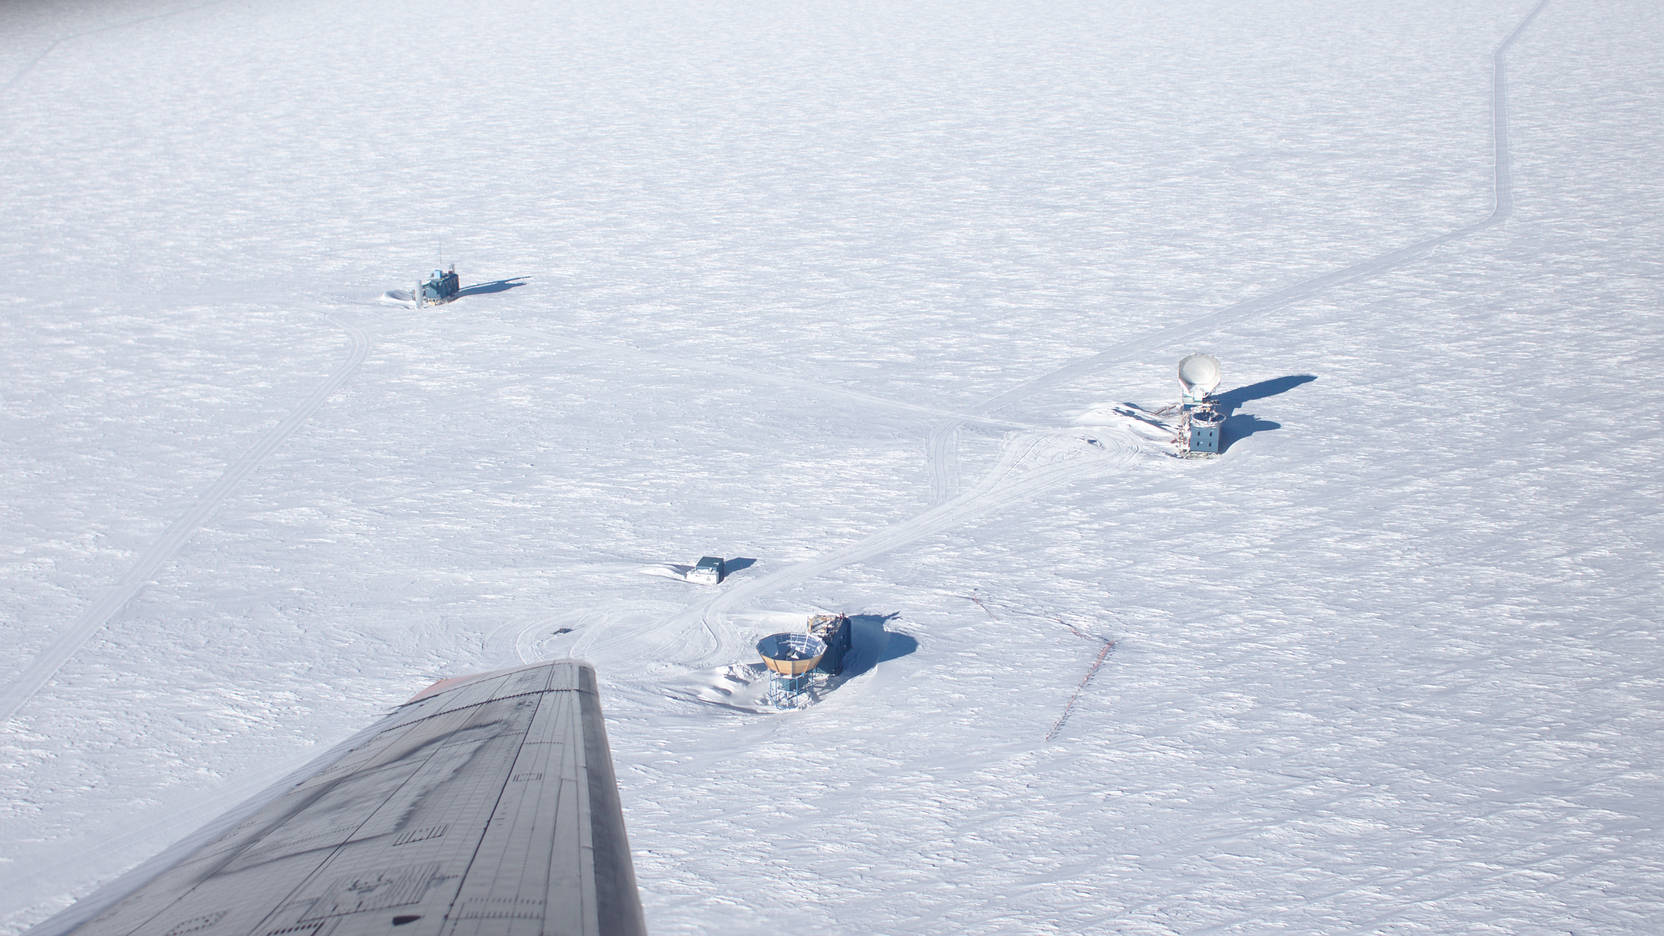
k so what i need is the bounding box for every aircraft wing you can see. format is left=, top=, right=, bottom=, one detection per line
left=32, top=660, right=647, bottom=936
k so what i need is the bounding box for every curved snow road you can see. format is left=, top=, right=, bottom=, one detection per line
left=0, top=318, right=369, bottom=723
left=520, top=0, right=1554, bottom=693
left=926, top=0, right=1551, bottom=504
left=671, top=427, right=1146, bottom=670
left=497, top=429, right=1142, bottom=685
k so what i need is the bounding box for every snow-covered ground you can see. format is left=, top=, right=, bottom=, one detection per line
left=4, top=0, right=1662, bottom=932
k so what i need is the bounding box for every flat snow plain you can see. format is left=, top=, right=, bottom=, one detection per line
left=3, top=0, right=1662, bottom=933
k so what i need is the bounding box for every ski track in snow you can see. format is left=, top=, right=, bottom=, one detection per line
left=926, top=0, right=1553, bottom=506
left=656, top=0, right=1554, bottom=683
left=9, top=0, right=1663, bottom=933
left=493, top=321, right=1043, bottom=435
left=0, top=319, right=369, bottom=723
left=493, top=0, right=1553, bottom=703
left=1, top=1, right=233, bottom=93
left=503, top=427, right=1147, bottom=682
left=1047, top=637, right=1117, bottom=743
left=683, top=428, right=1146, bottom=669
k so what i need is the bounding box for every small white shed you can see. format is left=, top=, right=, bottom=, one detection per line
left=687, top=556, right=725, bottom=585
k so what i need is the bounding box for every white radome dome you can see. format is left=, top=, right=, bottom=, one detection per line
left=1178, top=353, right=1222, bottom=397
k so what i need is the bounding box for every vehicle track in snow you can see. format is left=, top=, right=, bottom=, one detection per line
left=498, top=428, right=1143, bottom=687
left=925, top=0, right=1551, bottom=505
left=2, top=1, right=234, bottom=93
left=669, top=426, right=1149, bottom=671
left=493, top=600, right=682, bottom=668
left=671, top=0, right=1554, bottom=686
left=0, top=318, right=369, bottom=723
left=492, top=322, right=1042, bottom=435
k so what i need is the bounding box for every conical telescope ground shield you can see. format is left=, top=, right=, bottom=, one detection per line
left=757, top=633, right=827, bottom=676
left=758, top=632, right=827, bottom=702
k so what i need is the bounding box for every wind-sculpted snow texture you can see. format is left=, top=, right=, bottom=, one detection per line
left=3, top=1, right=1662, bottom=934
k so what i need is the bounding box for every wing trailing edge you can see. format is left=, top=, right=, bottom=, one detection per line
left=31, top=661, right=647, bottom=936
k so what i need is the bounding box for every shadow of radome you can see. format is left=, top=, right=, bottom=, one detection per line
left=1212, top=374, right=1312, bottom=453
left=1213, top=374, right=1316, bottom=417
left=1221, top=414, right=1281, bottom=452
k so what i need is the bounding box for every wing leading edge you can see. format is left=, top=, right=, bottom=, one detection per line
left=35, top=661, right=647, bottom=936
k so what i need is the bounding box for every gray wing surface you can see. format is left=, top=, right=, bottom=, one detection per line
left=33, top=661, right=647, bottom=936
